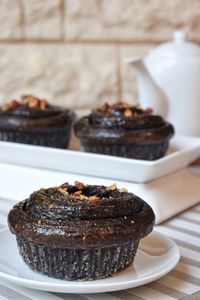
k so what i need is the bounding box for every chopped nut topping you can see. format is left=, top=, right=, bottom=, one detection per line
left=80, top=194, right=88, bottom=200
left=10, top=100, right=20, bottom=109
left=83, top=235, right=86, bottom=240
left=119, top=188, right=128, bottom=193
left=1, top=100, right=20, bottom=111
left=124, top=108, right=133, bottom=117
left=111, top=102, right=131, bottom=110
left=48, top=204, right=54, bottom=209
left=38, top=220, right=42, bottom=225
left=101, top=102, right=110, bottom=110
left=124, top=216, right=127, bottom=219
left=40, top=99, right=47, bottom=110
left=60, top=182, right=69, bottom=189
left=108, top=183, right=117, bottom=191
left=28, top=98, right=39, bottom=108
left=71, top=191, right=82, bottom=198
left=21, top=95, right=39, bottom=107
left=145, top=107, right=153, bottom=113
left=21, top=95, right=48, bottom=109
left=75, top=181, right=85, bottom=190
left=57, top=187, right=69, bottom=195
left=130, top=220, right=135, bottom=224
left=21, top=94, right=35, bottom=102
left=88, top=195, right=100, bottom=202
left=97, top=102, right=133, bottom=111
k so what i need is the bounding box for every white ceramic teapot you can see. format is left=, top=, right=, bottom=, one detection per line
left=127, top=31, right=200, bottom=136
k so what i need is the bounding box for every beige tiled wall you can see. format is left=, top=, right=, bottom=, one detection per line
left=0, top=0, right=199, bottom=113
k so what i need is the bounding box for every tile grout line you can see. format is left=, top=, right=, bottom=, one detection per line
left=18, top=0, right=26, bottom=41
left=60, top=0, right=65, bottom=41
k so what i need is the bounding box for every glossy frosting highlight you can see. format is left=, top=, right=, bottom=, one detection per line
left=8, top=181, right=155, bottom=248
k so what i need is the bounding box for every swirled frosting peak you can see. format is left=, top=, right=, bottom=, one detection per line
left=8, top=181, right=155, bottom=247
left=0, top=95, right=64, bottom=119
left=0, top=94, right=74, bottom=129
left=88, top=102, right=155, bottom=129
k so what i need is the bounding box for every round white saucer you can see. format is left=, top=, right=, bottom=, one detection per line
left=0, top=228, right=180, bottom=294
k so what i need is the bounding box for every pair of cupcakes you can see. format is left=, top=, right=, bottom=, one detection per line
left=0, top=96, right=174, bottom=160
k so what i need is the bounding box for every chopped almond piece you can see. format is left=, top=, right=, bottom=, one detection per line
left=21, top=95, right=34, bottom=103
left=71, top=191, right=82, bottom=198
left=102, top=102, right=109, bottom=110
left=108, top=183, right=117, bottom=191
left=60, top=182, right=69, bottom=189
left=48, top=204, right=54, bottom=209
left=40, top=99, right=47, bottom=110
left=119, top=188, right=128, bottom=193
left=80, top=194, right=88, bottom=200
left=75, top=181, right=85, bottom=190
left=145, top=107, right=153, bottom=113
left=57, top=187, right=69, bottom=195
left=28, top=98, right=39, bottom=108
left=124, top=108, right=132, bottom=117
left=88, top=195, right=100, bottom=202
left=9, top=100, right=19, bottom=109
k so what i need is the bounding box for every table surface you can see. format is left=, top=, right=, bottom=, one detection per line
left=0, top=198, right=199, bottom=300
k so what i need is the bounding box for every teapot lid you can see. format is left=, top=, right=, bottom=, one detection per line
left=151, top=31, right=200, bottom=57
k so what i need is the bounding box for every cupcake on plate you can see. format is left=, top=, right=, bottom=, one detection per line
left=8, top=181, right=155, bottom=281
left=74, top=102, right=174, bottom=160
left=0, top=95, right=75, bottom=148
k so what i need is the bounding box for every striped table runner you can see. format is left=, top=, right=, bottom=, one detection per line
left=0, top=197, right=199, bottom=300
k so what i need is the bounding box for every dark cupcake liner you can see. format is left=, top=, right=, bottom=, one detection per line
left=0, top=127, right=72, bottom=148
left=16, top=236, right=139, bottom=281
left=80, top=139, right=169, bottom=160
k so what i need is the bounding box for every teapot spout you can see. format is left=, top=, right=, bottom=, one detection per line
left=126, top=57, right=168, bottom=118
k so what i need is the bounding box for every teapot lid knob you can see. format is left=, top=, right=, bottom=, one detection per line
left=173, top=31, right=186, bottom=43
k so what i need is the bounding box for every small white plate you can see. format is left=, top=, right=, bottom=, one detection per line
left=0, top=135, right=200, bottom=183
left=0, top=228, right=180, bottom=294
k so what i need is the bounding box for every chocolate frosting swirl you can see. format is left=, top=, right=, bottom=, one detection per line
left=8, top=182, right=155, bottom=248
left=0, top=96, right=75, bottom=129
left=88, top=103, right=162, bottom=129
left=74, top=102, right=174, bottom=143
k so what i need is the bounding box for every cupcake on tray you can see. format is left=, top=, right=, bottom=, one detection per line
left=74, top=102, right=174, bottom=160
left=8, top=181, right=155, bottom=281
left=0, top=95, right=75, bottom=148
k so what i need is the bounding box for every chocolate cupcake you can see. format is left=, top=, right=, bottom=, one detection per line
left=0, top=95, right=75, bottom=148
left=74, top=102, right=174, bottom=160
left=8, top=181, right=155, bottom=281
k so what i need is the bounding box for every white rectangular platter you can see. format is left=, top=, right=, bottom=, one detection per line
left=0, top=135, right=200, bottom=183
left=1, top=161, right=200, bottom=224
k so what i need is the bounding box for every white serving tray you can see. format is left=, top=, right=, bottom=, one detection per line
left=0, top=161, right=200, bottom=224
left=0, top=135, right=200, bottom=183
